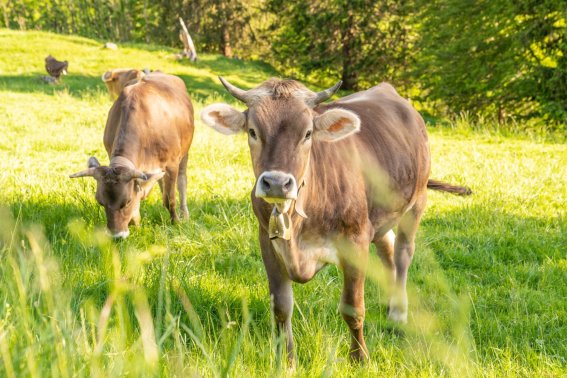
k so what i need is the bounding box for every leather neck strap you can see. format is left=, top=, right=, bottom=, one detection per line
left=269, top=179, right=307, bottom=240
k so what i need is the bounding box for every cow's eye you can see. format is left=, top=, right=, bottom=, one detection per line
left=304, top=130, right=313, bottom=141
left=248, top=128, right=257, bottom=139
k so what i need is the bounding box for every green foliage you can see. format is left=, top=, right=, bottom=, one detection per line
left=0, top=30, right=566, bottom=376
left=3, top=1, right=566, bottom=126
left=266, top=0, right=414, bottom=90
left=0, top=0, right=260, bottom=56
left=413, top=0, right=567, bottom=127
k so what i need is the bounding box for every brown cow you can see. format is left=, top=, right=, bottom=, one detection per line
left=71, top=72, right=194, bottom=238
left=101, top=68, right=146, bottom=99
left=201, top=77, right=470, bottom=363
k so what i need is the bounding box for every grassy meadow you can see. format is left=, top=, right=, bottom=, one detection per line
left=0, top=29, right=566, bottom=377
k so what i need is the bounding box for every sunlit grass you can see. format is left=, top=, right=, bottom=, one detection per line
left=0, top=29, right=565, bottom=376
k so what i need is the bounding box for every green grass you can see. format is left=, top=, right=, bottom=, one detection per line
left=0, top=29, right=566, bottom=377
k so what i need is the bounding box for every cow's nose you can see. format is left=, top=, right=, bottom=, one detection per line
left=257, top=171, right=298, bottom=200
left=111, top=230, right=130, bottom=239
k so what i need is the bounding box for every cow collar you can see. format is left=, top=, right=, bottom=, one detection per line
left=269, top=180, right=307, bottom=240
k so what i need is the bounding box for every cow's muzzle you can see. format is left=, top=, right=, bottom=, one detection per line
left=112, top=230, right=130, bottom=239
left=255, top=171, right=298, bottom=202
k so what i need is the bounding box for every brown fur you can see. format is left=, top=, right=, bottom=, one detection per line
left=237, top=80, right=432, bottom=362
left=259, top=78, right=308, bottom=98
left=45, top=55, right=68, bottom=80
left=102, top=68, right=145, bottom=99
left=251, top=83, right=430, bottom=241
left=88, top=72, right=194, bottom=235
left=208, top=78, right=469, bottom=363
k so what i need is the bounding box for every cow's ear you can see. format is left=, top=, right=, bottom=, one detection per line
left=136, top=171, right=165, bottom=196
left=313, top=108, right=360, bottom=142
left=102, top=70, right=114, bottom=82
left=201, top=103, right=246, bottom=135
left=88, top=157, right=101, bottom=168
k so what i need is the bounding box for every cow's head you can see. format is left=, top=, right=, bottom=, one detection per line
left=70, top=157, right=164, bottom=238
left=201, top=77, right=360, bottom=212
left=102, top=68, right=145, bottom=99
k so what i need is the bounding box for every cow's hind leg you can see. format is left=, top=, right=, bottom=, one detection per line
left=163, top=165, right=180, bottom=223
left=389, top=198, right=425, bottom=323
left=177, top=154, right=189, bottom=219
left=373, top=230, right=396, bottom=299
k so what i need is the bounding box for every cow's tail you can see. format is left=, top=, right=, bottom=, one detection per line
left=427, top=179, right=472, bottom=196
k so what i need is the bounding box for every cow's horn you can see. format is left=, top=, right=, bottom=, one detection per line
left=308, top=80, right=343, bottom=106
left=69, top=168, right=97, bottom=178
left=124, top=169, right=147, bottom=181
left=219, top=76, right=249, bottom=104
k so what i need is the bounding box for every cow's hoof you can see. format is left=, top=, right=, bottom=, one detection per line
left=388, top=307, right=408, bottom=324
left=287, top=356, right=296, bottom=371
left=180, top=206, right=189, bottom=219
left=388, top=297, right=408, bottom=323
left=349, top=348, right=369, bottom=363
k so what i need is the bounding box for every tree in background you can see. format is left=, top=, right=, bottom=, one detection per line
left=413, top=0, right=566, bottom=125
left=266, top=0, right=415, bottom=91
left=0, top=0, right=256, bottom=57
left=1, top=0, right=565, bottom=127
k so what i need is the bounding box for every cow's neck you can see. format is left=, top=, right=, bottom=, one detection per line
left=270, top=208, right=332, bottom=282
left=269, top=158, right=331, bottom=282
left=111, top=126, right=142, bottom=167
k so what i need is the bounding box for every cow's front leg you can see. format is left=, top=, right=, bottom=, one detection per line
left=339, top=239, right=369, bottom=362
left=259, top=228, right=295, bottom=365
left=163, top=166, right=179, bottom=223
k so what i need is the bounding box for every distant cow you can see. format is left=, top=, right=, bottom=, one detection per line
left=45, top=55, right=68, bottom=81
left=101, top=68, right=146, bottom=99
left=201, top=77, right=470, bottom=363
left=71, top=72, right=194, bottom=238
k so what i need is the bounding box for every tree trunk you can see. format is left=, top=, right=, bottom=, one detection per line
left=341, top=13, right=358, bottom=90
left=218, top=1, right=233, bottom=58
left=144, top=0, right=150, bottom=43
left=2, top=2, right=10, bottom=28
left=221, top=23, right=232, bottom=57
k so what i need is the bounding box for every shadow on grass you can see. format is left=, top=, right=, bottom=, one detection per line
left=178, top=54, right=278, bottom=83
left=177, top=73, right=239, bottom=105
left=0, top=70, right=260, bottom=106
left=0, top=73, right=107, bottom=98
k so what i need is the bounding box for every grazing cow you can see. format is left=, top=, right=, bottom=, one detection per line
left=101, top=68, right=146, bottom=99
left=70, top=72, right=194, bottom=238
left=201, top=77, right=470, bottom=363
left=45, top=54, right=68, bottom=81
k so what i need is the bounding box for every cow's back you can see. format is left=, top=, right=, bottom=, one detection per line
left=315, top=83, right=430, bottom=221
left=104, top=73, right=194, bottom=168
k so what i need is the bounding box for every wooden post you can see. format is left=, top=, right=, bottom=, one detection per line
left=179, top=17, right=197, bottom=62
